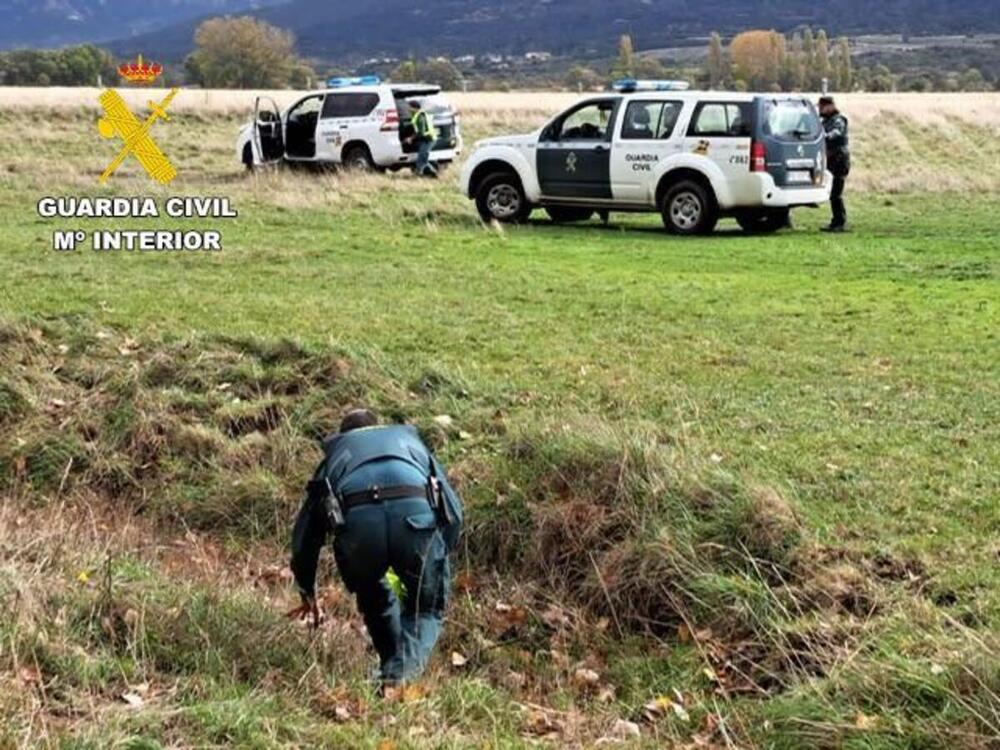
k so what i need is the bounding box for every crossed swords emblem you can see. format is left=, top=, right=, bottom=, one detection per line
left=96, top=87, right=179, bottom=185
left=565, top=151, right=578, bottom=173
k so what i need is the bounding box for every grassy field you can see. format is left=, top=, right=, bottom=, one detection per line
left=0, top=91, right=998, bottom=749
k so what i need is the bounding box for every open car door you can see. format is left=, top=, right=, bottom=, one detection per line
left=253, top=96, right=284, bottom=164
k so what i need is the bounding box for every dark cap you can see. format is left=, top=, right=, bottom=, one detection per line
left=818, top=96, right=835, bottom=106
left=340, top=408, right=378, bottom=433
left=408, top=99, right=422, bottom=108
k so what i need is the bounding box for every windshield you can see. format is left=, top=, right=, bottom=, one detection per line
left=763, top=99, right=821, bottom=140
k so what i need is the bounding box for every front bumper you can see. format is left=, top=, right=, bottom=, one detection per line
left=754, top=171, right=832, bottom=208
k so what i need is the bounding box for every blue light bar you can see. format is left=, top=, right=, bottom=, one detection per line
left=612, top=78, right=691, bottom=92
left=327, top=75, right=381, bottom=88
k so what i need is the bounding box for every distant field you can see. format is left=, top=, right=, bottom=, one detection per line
left=0, top=94, right=997, bottom=749
left=3, top=87, right=999, bottom=193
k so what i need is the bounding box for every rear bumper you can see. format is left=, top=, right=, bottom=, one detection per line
left=755, top=171, right=832, bottom=208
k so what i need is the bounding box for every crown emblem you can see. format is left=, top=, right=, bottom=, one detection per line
left=118, top=54, right=163, bottom=85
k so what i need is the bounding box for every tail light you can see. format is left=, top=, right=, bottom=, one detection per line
left=750, top=140, right=767, bottom=172
left=380, top=108, right=399, bottom=131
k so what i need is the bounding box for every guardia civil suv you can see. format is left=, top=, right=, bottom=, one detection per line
left=459, top=81, right=831, bottom=233
left=237, top=76, right=461, bottom=172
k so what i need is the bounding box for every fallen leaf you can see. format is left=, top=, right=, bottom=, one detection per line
left=376, top=741, right=396, bottom=750
left=855, top=713, right=878, bottom=730
left=450, top=651, right=468, bottom=668
left=610, top=718, right=641, bottom=739
left=526, top=711, right=563, bottom=737
left=453, top=572, right=475, bottom=593
left=121, top=692, right=145, bottom=709
left=76, top=570, right=90, bottom=584
left=18, top=666, right=41, bottom=685
left=573, top=668, right=601, bottom=687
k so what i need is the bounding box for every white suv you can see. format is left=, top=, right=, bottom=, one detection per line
left=237, top=77, right=461, bottom=172
left=459, top=84, right=831, bottom=233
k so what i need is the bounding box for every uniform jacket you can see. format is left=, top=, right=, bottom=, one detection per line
left=823, top=111, right=851, bottom=177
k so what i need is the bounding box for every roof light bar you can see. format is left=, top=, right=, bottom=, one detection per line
left=611, top=79, right=691, bottom=93
left=327, top=75, right=381, bottom=88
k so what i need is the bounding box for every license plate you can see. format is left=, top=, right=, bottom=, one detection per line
left=786, top=171, right=812, bottom=184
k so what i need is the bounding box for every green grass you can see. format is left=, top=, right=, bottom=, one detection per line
left=0, top=109, right=997, bottom=748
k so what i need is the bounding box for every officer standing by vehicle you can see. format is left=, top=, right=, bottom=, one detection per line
left=406, top=100, right=438, bottom=177
left=288, top=408, right=463, bottom=688
left=819, top=96, right=850, bottom=232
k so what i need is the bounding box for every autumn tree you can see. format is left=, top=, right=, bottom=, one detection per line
left=186, top=17, right=300, bottom=88
left=707, top=32, right=727, bottom=88
left=730, top=30, right=785, bottom=91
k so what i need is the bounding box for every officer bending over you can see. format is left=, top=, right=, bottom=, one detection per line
left=289, top=408, right=463, bottom=687
left=819, top=96, right=850, bottom=232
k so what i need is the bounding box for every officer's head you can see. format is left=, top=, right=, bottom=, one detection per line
left=340, top=408, right=378, bottom=433
left=818, top=96, right=836, bottom=115
left=408, top=99, right=422, bottom=110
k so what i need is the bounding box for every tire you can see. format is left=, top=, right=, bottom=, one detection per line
left=342, top=144, right=374, bottom=172
left=475, top=172, right=531, bottom=224
left=242, top=143, right=255, bottom=172
left=545, top=206, right=595, bottom=223
left=736, top=208, right=789, bottom=234
left=661, top=180, right=718, bottom=235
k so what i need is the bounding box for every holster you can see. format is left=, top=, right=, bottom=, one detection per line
left=308, top=477, right=345, bottom=529
left=426, top=475, right=454, bottom=526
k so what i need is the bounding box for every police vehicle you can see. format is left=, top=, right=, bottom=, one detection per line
left=459, top=80, right=831, bottom=234
left=237, top=76, right=461, bottom=172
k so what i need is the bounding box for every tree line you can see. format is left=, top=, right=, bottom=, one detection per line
left=707, top=29, right=852, bottom=92
left=0, top=44, right=117, bottom=86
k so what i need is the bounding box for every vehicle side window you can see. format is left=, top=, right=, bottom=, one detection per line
left=548, top=100, right=617, bottom=141
left=289, top=95, right=323, bottom=121
left=621, top=101, right=684, bottom=140
left=688, top=102, right=752, bottom=137
left=321, top=93, right=380, bottom=119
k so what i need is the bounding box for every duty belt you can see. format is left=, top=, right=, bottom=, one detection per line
left=338, top=484, right=428, bottom=510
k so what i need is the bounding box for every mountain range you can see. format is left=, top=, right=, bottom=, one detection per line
left=0, top=0, right=279, bottom=50
left=3, top=0, right=999, bottom=60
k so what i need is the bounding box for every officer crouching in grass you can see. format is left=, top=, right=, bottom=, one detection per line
left=819, top=96, right=850, bottom=232
left=288, top=408, right=463, bottom=689
left=405, top=99, right=438, bottom=178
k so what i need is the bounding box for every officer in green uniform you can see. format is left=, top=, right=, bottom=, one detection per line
left=406, top=100, right=438, bottom=177
left=819, top=96, right=850, bottom=232
left=289, top=409, right=463, bottom=687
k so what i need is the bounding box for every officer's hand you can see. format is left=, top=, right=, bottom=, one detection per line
left=286, top=595, right=323, bottom=628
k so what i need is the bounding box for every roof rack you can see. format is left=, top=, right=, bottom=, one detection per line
left=611, top=79, right=691, bottom=93
left=327, top=75, right=381, bottom=88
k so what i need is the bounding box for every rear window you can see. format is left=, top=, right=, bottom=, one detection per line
left=688, top=102, right=752, bottom=137
left=762, top=99, right=821, bottom=140
left=321, top=93, right=379, bottom=119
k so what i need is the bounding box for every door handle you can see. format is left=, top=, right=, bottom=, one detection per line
left=594, top=145, right=609, bottom=152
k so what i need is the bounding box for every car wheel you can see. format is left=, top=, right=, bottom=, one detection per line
left=242, top=143, right=254, bottom=172
left=476, top=173, right=530, bottom=224
left=736, top=208, right=789, bottom=234
left=661, top=180, right=717, bottom=235
left=342, top=144, right=374, bottom=172
left=545, top=206, right=595, bottom=223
